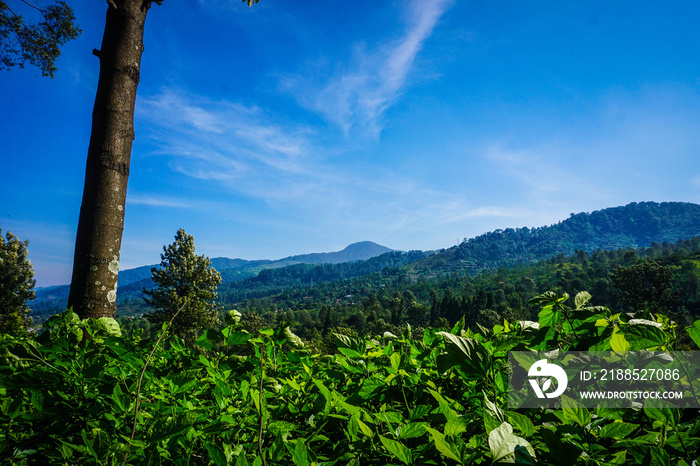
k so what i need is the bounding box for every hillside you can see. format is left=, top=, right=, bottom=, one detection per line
left=407, top=201, right=700, bottom=276
left=30, top=241, right=395, bottom=315
left=29, top=202, right=700, bottom=320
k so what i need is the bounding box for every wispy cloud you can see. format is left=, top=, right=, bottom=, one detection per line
left=127, top=194, right=223, bottom=210
left=280, top=0, right=453, bottom=136
left=136, top=89, right=327, bottom=199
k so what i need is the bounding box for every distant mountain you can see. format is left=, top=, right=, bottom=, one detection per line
left=31, top=202, right=700, bottom=316
left=280, top=241, right=394, bottom=265
left=408, top=201, right=700, bottom=275
left=31, top=241, right=394, bottom=312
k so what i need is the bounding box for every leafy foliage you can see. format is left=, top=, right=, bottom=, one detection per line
left=144, top=229, right=222, bottom=338
left=3, top=288, right=700, bottom=464
left=0, top=0, right=81, bottom=77
left=0, top=229, right=35, bottom=336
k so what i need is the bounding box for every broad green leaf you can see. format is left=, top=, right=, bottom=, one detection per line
left=687, top=320, right=700, bottom=349
left=424, top=426, right=462, bottom=463
left=357, top=418, right=374, bottom=438
left=561, top=395, right=591, bottom=427
left=506, top=411, right=535, bottom=438
left=538, top=305, right=561, bottom=328
left=645, top=445, right=670, bottom=466
left=644, top=402, right=679, bottom=427
left=574, top=291, right=592, bottom=309
left=314, top=380, right=332, bottom=414
left=29, top=390, right=44, bottom=411
left=228, top=330, right=253, bottom=345
left=488, top=422, right=536, bottom=464
left=624, top=324, right=666, bottom=349
left=292, top=440, right=311, bottom=466
left=666, top=432, right=700, bottom=453
left=599, top=422, right=638, bottom=439
left=380, top=436, right=412, bottom=465
left=610, top=333, right=631, bottom=353
left=397, top=422, right=427, bottom=439
left=436, top=332, right=490, bottom=379
left=390, top=352, right=401, bottom=371
left=483, top=393, right=505, bottom=434
left=112, top=384, right=129, bottom=413
left=93, top=317, right=122, bottom=337
left=333, top=333, right=366, bottom=358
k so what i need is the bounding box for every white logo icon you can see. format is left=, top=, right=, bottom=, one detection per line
left=528, top=359, right=568, bottom=399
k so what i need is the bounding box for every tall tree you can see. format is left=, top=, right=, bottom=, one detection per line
left=0, top=0, right=81, bottom=77
left=143, top=229, right=222, bottom=338
left=0, top=230, right=36, bottom=335
left=67, top=0, right=260, bottom=319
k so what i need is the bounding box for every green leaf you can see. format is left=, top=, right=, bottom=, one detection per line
left=314, top=380, right=332, bottom=414
left=380, top=436, right=412, bottom=465
left=538, top=305, right=561, bottom=328
left=397, top=422, right=427, bottom=439
left=357, top=418, right=374, bottom=438
left=483, top=393, right=505, bottom=434
left=436, top=332, right=490, bottom=379
left=687, top=320, right=700, bottom=349
left=574, top=291, right=592, bottom=309
left=599, top=422, right=638, bottom=439
left=332, top=333, right=366, bottom=358
left=645, top=445, right=670, bottom=466
left=644, top=402, right=678, bottom=427
left=228, top=330, right=253, bottom=345
left=292, top=440, right=311, bottom=466
left=92, top=317, right=122, bottom=337
left=624, top=324, right=666, bottom=349
left=81, top=429, right=98, bottom=459
left=30, top=390, right=44, bottom=411
left=424, top=426, right=462, bottom=463
left=610, top=333, right=631, bottom=352
left=561, top=395, right=591, bottom=427
left=488, top=422, right=536, bottom=464
left=390, top=352, right=401, bottom=371
left=112, top=384, right=129, bottom=413
left=506, top=412, right=535, bottom=438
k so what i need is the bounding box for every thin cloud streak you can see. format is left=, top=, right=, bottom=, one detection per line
left=282, top=0, right=453, bottom=136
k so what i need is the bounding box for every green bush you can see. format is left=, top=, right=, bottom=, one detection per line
left=2, top=291, right=699, bottom=465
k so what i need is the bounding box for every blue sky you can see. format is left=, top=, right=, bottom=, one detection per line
left=2, top=0, right=700, bottom=287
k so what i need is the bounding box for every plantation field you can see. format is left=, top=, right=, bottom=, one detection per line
left=2, top=291, right=700, bottom=465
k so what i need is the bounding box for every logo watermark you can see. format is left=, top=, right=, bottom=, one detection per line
left=528, top=359, right=568, bottom=399
left=509, top=351, right=700, bottom=409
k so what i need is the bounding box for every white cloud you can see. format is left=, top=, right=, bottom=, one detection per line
left=281, top=0, right=453, bottom=136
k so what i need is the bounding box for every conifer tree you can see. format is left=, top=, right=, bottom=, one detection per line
left=0, top=230, right=36, bottom=335
left=144, top=229, right=221, bottom=338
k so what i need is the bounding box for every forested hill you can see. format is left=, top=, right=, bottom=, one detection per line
left=408, top=201, right=700, bottom=275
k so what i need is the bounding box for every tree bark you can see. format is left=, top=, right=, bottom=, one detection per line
left=68, top=0, right=152, bottom=319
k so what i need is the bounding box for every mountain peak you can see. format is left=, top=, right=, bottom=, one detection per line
left=287, top=241, right=393, bottom=264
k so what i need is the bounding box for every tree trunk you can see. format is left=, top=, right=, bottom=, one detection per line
left=68, top=0, right=152, bottom=319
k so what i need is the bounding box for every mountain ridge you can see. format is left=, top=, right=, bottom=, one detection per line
left=29, top=202, right=700, bottom=316
left=31, top=241, right=394, bottom=307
